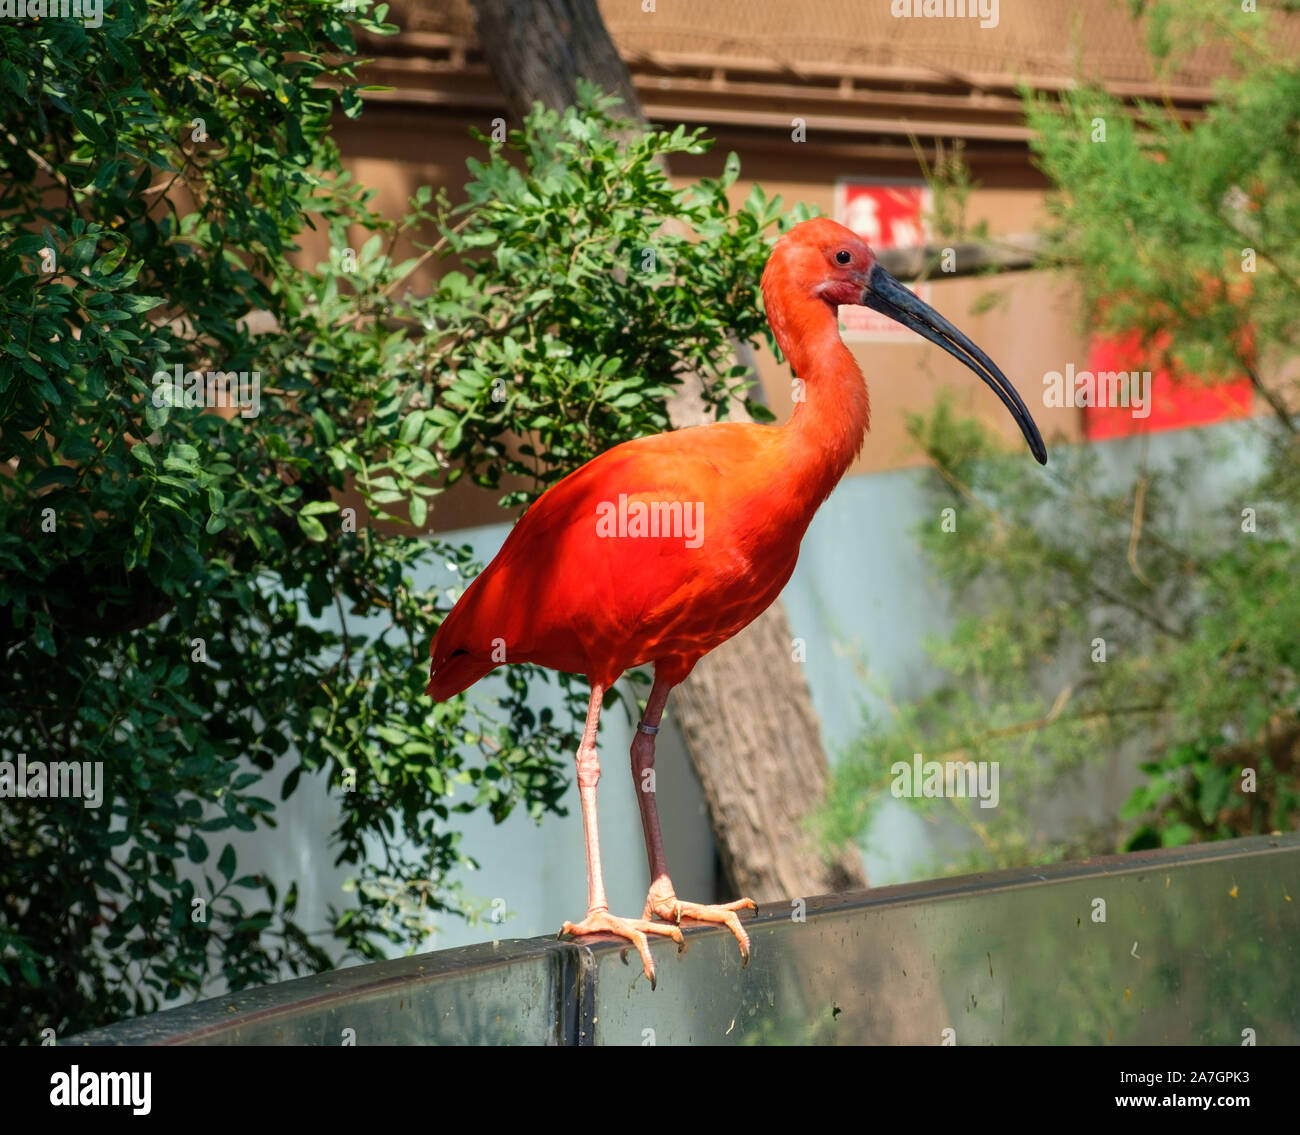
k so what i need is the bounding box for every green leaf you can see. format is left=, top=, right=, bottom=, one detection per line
left=145, top=400, right=170, bottom=430
left=300, top=500, right=339, bottom=516
left=217, top=843, right=236, bottom=881
left=297, top=513, right=328, bottom=542
left=0, top=60, right=28, bottom=100
left=32, top=622, right=56, bottom=656
left=312, top=408, right=337, bottom=444
left=27, top=466, right=78, bottom=491
left=281, top=766, right=303, bottom=801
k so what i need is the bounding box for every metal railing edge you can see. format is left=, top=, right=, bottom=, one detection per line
left=66, top=832, right=1300, bottom=1045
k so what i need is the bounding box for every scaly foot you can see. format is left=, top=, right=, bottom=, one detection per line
left=559, top=909, right=685, bottom=989
left=645, top=891, right=757, bottom=966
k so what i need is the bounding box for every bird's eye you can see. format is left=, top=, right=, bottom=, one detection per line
left=835, top=250, right=852, bottom=265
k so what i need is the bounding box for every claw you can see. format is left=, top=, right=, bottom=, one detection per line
left=559, top=909, right=681, bottom=988
left=646, top=893, right=757, bottom=969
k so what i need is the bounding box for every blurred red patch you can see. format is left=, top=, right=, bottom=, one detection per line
left=1083, top=329, right=1253, bottom=441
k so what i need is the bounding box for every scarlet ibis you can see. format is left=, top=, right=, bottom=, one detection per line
left=428, top=217, right=1046, bottom=987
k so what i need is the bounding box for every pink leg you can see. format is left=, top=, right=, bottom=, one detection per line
left=558, top=682, right=683, bottom=988
left=631, top=675, right=757, bottom=964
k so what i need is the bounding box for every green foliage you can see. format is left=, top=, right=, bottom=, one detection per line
left=820, top=0, right=1300, bottom=877
left=0, top=3, right=785, bottom=1042
left=408, top=104, right=793, bottom=503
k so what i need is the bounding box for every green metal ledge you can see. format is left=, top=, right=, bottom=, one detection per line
left=69, top=833, right=1300, bottom=1045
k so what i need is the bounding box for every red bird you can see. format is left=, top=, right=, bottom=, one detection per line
left=428, top=218, right=1046, bottom=987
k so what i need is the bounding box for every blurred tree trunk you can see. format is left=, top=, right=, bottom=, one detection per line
left=468, top=0, right=638, bottom=123
left=670, top=605, right=870, bottom=899
left=466, top=0, right=867, bottom=901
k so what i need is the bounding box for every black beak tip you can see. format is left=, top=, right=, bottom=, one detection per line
left=863, top=263, right=1049, bottom=470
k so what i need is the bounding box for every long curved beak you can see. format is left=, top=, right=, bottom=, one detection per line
left=861, top=263, right=1047, bottom=465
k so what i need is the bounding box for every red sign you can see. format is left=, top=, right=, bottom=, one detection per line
left=1083, top=329, right=1253, bottom=441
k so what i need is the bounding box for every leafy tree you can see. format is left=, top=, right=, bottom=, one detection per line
left=820, top=0, right=1300, bottom=875
left=0, top=0, right=786, bottom=1042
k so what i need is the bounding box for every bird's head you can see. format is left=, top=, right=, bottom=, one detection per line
left=763, top=217, right=1047, bottom=465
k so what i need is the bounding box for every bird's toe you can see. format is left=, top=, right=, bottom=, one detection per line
left=647, top=894, right=757, bottom=965
left=560, top=909, right=686, bottom=988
